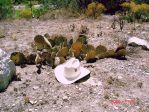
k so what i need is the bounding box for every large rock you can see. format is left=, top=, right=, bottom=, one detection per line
left=128, top=37, right=149, bottom=50
left=0, top=49, right=16, bottom=92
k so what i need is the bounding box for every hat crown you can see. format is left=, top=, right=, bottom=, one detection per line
left=64, top=58, right=80, bottom=80
left=65, top=58, right=79, bottom=68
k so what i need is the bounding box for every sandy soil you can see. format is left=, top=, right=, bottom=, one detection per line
left=0, top=15, right=149, bottom=112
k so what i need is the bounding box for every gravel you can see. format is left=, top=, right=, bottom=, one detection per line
left=0, top=16, right=149, bottom=112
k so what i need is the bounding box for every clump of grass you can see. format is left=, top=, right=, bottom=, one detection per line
left=137, top=82, right=143, bottom=88
left=106, top=76, right=126, bottom=87
left=79, top=25, right=89, bottom=35
left=24, top=96, right=30, bottom=104
left=104, top=92, right=110, bottom=100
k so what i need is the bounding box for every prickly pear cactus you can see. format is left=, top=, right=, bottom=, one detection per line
left=82, top=44, right=95, bottom=54
left=10, top=52, right=26, bottom=65
left=34, top=35, right=45, bottom=50
left=115, top=49, right=127, bottom=59
left=26, top=53, right=36, bottom=65
left=0, top=49, right=16, bottom=92
left=106, top=50, right=116, bottom=58
left=85, top=50, right=97, bottom=62
left=57, top=47, right=69, bottom=57
left=71, top=42, right=83, bottom=57
left=96, top=45, right=107, bottom=55
left=53, top=35, right=67, bottom=46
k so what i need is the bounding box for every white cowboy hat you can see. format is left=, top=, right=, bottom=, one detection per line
left=54, top=57, right=90, bottom=84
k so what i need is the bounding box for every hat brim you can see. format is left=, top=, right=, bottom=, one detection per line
left=54, top=64, right=90, bottom=84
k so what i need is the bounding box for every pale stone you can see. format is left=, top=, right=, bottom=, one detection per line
left=128, top=37, right=149, bottom=50
left=0, top=49, right=16, bottom=92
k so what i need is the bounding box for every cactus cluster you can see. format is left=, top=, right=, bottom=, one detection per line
left=97, top=45, right=127, bottom=59
left=115, top=45, right=127, bottom=60
left=10, top=33, right=127, bottom=70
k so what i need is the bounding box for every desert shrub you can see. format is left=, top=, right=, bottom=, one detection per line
left=19, top=8, right=32, bottom=19
left=121, top=2, right=149, bottom=22
left=0, top=0, right=13, bottom=19
left=86, top=2, right=106, bottom=19
left=32, top=7, right=48, bottom=18
left=79, top=25, right=89, bottom=35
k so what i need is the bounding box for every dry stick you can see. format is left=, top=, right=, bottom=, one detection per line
left=43, top=36, right=52, bottom=48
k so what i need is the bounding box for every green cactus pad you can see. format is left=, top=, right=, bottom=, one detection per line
left=46, top=58, right=54, bottom=67
left=115, top=49, right=127, bottom=60
left=96, top=45, right=107, bottom=55
left=10, top=52, right=26, bottom=65
left=53, top=35, right=67, bottom=46
left=34, top=35, right=45, bottom=50
left=85, top=50, right=97, bottom=62
left=52, top=46, right=59, bottom=54
left=59, top=57, right=66, bottom=64
left=82, top=44, right=95, bottom=54
left=106, top=50, right=116, bottom=58
left=57, top=47, right=69, bottom=57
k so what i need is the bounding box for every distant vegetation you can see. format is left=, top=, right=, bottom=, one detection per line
left=0, top=0, right=149, bottom=22
left=121, top=1, right=149, bottom=22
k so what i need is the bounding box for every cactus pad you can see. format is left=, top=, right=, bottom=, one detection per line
left=10, top=52, right=26, bottom=65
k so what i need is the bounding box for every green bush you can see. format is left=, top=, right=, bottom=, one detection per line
left=32, top=7, right=48, bottom=18
left=0, top=0, right=13, bottom=19
left=20, top=8, right=32, bottom=19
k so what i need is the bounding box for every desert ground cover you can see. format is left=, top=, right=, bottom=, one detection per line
left=0, top=15, right=149, bottom=112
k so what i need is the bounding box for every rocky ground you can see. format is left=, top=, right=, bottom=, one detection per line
left=0, top=15, right=149, bottom=112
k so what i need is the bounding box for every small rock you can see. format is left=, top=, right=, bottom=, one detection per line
left=135, top=106, right=140, bottom=109
left=83, top=77, right=102, bottom=86
left=113, top=106, right=118, bottom=110
left=54, top=57, right=60, bottom=66
left=63, top=96, right=68, bottom=102
left=30, top=100, right=37, bottom=105
left=28, top=108, right=34, bottom=112
left=118, top=76, right=122, bottom=79
left=75, top=86, right=79, bottom=89
left=141, top=31, right=147, bottom=34
left=33, top=86, right=39, bottom=90
left=12, top=103, right=16, bottom=107
left=78, top=88, right=82, bottom=91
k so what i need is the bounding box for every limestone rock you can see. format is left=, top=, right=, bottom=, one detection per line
left=128, top=37, right=149, bottom=50
left=0, top=49, right=16, bottom=92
